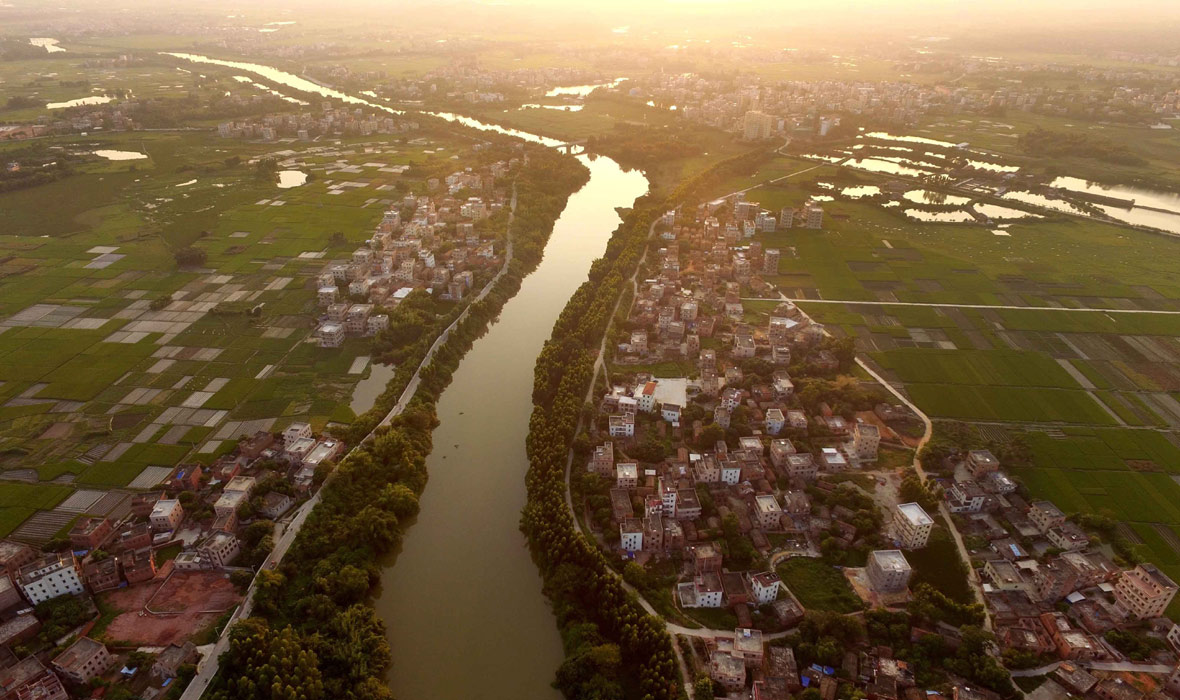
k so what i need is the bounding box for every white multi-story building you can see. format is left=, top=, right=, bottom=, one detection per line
left=847, top=422, right=880, bottom=462
left=17, top=553, right=84, bottom=605
left=317, top=286, right=338, bottom=306
left=366, top=315, right=389, bottom=336
left=659, top=477, right=677, bottom=517
left=317, top=322, right=345, bottom=348
left=344, top=304, right=373, bottom=335
left=947, top=481, right=986, bottom=514
left=282, top=422, right=312, bottom=449
left=867, top=550, right=912, bottom=593
left=749, top=572, right=781, bottom=605
left=694, top=573, right=723, bottom=608
left=894, top=503, right=934, bottom=549
left=720, top=461, right=741, bottom=486
left=754, top=494, right=782, bottom=530
left=620, top=519, right=643, bottom=552
left=150, top=499, right=184, bottom=532
left=198, top=532, right=241, bottom=568
left=608, top=414, right=635, bottom=438
left=743, top=110, right=773, bottom=141
left=617, top=462, right=638, bottom=488
left=765, top=408, right=785, bottom=435
left=803, top=202, right=824, bottom=229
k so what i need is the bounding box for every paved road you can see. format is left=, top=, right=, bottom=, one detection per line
left=853, top=355, right=991, bottom=624
left=764, top=296, right=990, bottom=621
left=742, top=294, right=1180, bottom=314
left=180, top=183, right=519, bottom=700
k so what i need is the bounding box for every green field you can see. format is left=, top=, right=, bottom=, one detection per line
left=776, top=557, right=863, bottom=613
left=0, top=101, right=507, bottom=537
left=873, top=349, right=1082, bottom=389
left=906, top=385, right=1117, bottom=424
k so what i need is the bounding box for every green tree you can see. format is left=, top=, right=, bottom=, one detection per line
left=173, top=246, right=207, bottom=268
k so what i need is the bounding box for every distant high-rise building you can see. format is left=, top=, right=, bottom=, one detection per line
left=743, top=111, right=773, bottom=141
left=763, top=249, right=780, bottom=275
left=803, top=202, right=824, bottom=229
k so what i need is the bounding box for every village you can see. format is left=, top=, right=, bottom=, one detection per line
left=576, top=192, right=1180, bottom=700
left=0, top=146, right=522, bottom=699
left=0, top=418, right=340, bottom=700
left=311, top=155, right=516, bottom=348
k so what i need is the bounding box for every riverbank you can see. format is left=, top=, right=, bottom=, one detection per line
left=377, top=151, right=648, bottom=700
left=200, top=143, right=591, bottom=699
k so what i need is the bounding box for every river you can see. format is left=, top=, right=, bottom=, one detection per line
left=165, top=52, right=651, bottom=699
left=380, top=153, right=646, bottom=699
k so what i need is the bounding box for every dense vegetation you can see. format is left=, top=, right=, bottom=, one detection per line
left=521, top=195, right=684, bottom=700
left=777, top=596, right=1012, bottom=697
left=0, top=144, right=79, bottom=193
left=1019, top=127, right=1147, bottom=166
left=209, top=142, right=589, bottom=699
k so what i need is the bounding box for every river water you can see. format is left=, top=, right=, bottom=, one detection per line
left=380, top=153, right=646, bottom=699
left=165, top=52, right=651, bottom=699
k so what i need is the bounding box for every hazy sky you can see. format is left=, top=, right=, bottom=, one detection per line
left=10, top=0, right=1180, bottom=53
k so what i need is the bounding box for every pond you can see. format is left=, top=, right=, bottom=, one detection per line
left=904, top=209, right=977, bottom=223
left=844, top=157, right=931, bottom=178
left=349, top=363, right=397, bottom=415
left=973, top=203, right=1040, bottom=220
left=903, top=189, right=971, bottom=206
left=520, top=103, right=584, bottom=112
left=1049, top=176, right=1180, bottom=214
left=93, top=150, right=147, bottom=161
left=1000, top=190, right=1087, bottom=215
left=276, top=170, right=308, bottom=188
left=48, top=95, right=113, bottom=110
left=863, top=131, right=961, bottom=148
left=29, top=38, right=65, bottom=53
left=544, top=78, right=626, bottom=98
left=839, top=185, right=881, bottom=199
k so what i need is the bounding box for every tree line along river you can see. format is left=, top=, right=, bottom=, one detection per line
left=166, top=52, right=651, bottom=699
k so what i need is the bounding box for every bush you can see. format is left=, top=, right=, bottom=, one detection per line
left=173, top=247, right=207, bottom=268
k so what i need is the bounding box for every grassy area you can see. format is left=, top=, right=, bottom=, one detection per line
left=682, top=605, right=739, bottom=631
left=907, top=524, right=974, bottom=604
left=776, top=557, right=863, bottom=613
left=0, top=107, right=507, bottom=536
left=873, top=349, right=1082, bottom=389
left=758, top=198, right=1180, bottom=306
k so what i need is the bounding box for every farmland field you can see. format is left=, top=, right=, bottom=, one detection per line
left=758, top=136, right=1180, bottom=614
left=0, top=108, right=503, bottom=537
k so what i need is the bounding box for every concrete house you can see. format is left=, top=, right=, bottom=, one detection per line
left=52, top=637, right=111, bottom=685
left=893, top=503, right=933, bottom=549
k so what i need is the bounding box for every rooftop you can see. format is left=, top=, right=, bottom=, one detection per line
left=897, top=502, right=933, bottom=527
left=871, top=549, right=911, bottom=573
left=1031, top=500, right=1065, bottom=518
left=733, top=627, right=763, bottom=654
left=1138, top=563, right=1179, bottom=591
left=755, top=494, right=781, bottom=513
left=53, top=637, right=106, bottom=672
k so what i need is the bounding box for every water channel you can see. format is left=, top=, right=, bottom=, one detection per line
left=165, top=52, right=652, bottom=699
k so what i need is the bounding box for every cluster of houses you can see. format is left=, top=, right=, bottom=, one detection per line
left=314, top=160, right=518, bottom=348
left=217, top=106, right=419, bottom=141
left=586, top=195, right=945, bottom=626
left=932, top=449, right=1180, bottom=668
left=0, top=421, right=344, bottom=698
left=585, top=190, right=1180, bottom=698
left=0, top=538, right=197, bottom=699
left=708, top=630, right=997, bottom=700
